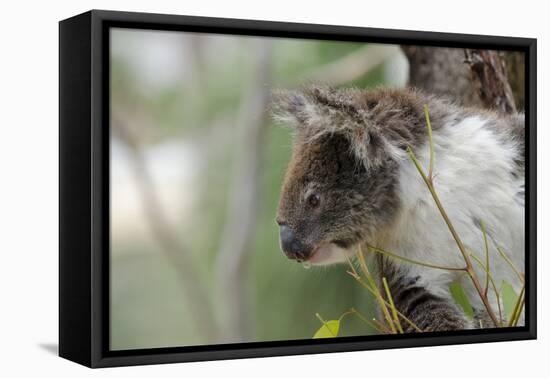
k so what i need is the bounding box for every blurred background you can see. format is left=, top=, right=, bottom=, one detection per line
left=110, top=27, right=412, bottom=351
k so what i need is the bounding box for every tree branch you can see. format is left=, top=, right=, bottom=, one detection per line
left=300, top=44, right=399, bottom=86
left=214, top=41, right=274, bottom=342
left=111, top=115, right=220, bottom=342
left=402, top=46, right=520, bottom=114
left=464, top=49, right=517, bottom=114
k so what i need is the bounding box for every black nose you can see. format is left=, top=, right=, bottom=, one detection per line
left=279, top=225, right=307, bottom=261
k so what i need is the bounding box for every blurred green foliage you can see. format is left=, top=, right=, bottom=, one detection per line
left=110, top=30, right=393, bottom=350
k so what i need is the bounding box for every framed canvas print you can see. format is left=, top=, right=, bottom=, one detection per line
left=59, top=9, right=536, bottom=368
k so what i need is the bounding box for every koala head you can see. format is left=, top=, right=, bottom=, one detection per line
left=272, top=85, right=427, bottom=266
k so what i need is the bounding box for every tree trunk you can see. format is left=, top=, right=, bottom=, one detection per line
left=501, top=51, right=525, bottom=110
left=464, top=49, right=517, bottom=114
left=401, top=46, right=482, bottom=107
left=402, top=46, right=523, bottom=113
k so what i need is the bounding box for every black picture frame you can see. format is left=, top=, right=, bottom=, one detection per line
left=59, top=9, right=537, bottom=368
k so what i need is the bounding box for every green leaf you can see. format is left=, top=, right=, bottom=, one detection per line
left=449, top=282, right=474, bottom=319
left=313, top=320, right=340, bottom=339
left=501, top=281, right=519, bottom=320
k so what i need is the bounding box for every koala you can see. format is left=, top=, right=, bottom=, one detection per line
left=272, top=85, right=525, bottom=332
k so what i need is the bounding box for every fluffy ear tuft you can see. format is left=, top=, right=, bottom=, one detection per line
left=270, top=85, right=360, bottom=130
left=270, top=89, right=318, bottom=128
left=347, top=127, right=405, bottom=169
left=271, top=85, right=409, bottom=169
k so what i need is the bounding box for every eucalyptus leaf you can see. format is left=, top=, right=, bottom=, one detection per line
left=449, top=282, right=475, bottom=319
left=312, top=320, right=340, bottom=339
left=501, top=281, right=519, bottom=321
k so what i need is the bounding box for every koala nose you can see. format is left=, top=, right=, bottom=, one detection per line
left=279, top=225, right=307, bottom=261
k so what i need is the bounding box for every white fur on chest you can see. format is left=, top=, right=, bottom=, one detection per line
left=380, top=115, right=525, bottom=319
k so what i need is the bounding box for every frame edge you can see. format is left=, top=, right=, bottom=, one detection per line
left=59, top=11, right=94, bottom=368
left=63, top=9, right=537, bottom=368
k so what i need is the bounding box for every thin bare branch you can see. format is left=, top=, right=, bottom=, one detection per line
left=510, top=286, right=525, bottom=327
left=346, top=259, right=423, bottom=333
left=111, top=115, right=219, bottom=342
left=356, top=247, right=396, bottom=333
left=349, top=308, right=387, bottom=334
left=469, top=253, right=504, bottom=326
left=494, top=243, right=525, bottom=284
left=382, top=277, right=404, bottom=333
left=214, top=41, right=274, bottom=342
left=406, top=146, right=499, bottom=326
left=407, top=105, right=501, bottom=326
left=367, top=245, right=467, bottom=272
left=300, top=44, right=400, bottom=86
left=480, top=220, right=490, bottom=297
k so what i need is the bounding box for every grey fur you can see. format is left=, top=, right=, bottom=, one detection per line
left=272, top=85, right=521, bottom=333
left=378, top=255, right=471, bottom=331
left=272, top=85, right=435, bottom=168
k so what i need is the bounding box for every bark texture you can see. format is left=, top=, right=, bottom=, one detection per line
left=465, top=49, right=517, bottom=114
left=401, top=46, right=481, bottom=107
left=402, top=46, right=523, bottom=113
left=501, top=51, right=525, bottom=110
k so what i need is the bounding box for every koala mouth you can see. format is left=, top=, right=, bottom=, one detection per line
left=307, top=241, right=355, bottom=266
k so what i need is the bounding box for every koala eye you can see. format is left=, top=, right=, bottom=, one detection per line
left=307, top=193, right=321, bottom=208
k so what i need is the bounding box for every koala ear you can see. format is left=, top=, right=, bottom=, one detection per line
left=346, top=127, right=403, bottom=169
left=270, top=89, right=320, bottom=129
left=272, top=85, right=405, bottom=168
